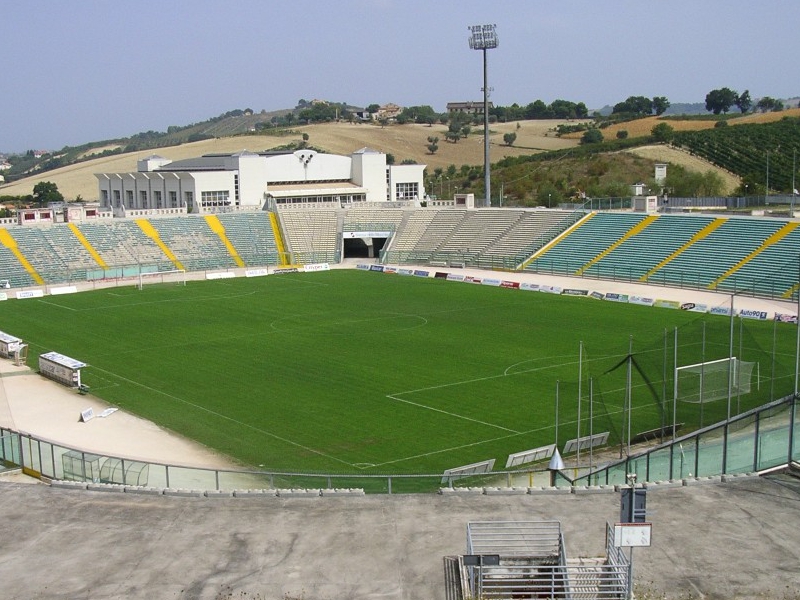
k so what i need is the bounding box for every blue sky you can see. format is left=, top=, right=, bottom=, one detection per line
left=3, top=0, right=799, bottom=152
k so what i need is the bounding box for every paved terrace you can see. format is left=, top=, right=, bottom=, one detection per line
left=0, top=472, right=799, bottom=599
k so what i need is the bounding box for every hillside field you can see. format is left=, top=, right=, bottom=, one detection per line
left=0, top=270, right=793, bottom=486
left=0, top=116, right=741, bottom=201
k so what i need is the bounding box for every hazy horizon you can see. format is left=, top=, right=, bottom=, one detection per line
left=3, top=0, right=799, bottom=153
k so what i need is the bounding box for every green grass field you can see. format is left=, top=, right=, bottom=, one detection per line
left=1, top=270, right=795, bottom=477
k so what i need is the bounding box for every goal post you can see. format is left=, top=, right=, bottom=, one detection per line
left=137, top=269, right=187, bottom=290
left=675, top=357, right=757, bottom=404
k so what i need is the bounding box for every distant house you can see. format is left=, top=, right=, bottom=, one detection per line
left=33, top=150, right=48, bottom=159
left=0, top=161, right=11, bottom=171
left=446, top=101, right=494, bottom=115
left=376, top=103, right=403, bottom=120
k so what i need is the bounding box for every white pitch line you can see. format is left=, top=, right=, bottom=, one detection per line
left=385, top=393, right=520, bottom=433
left=89, top=365, right=356, bottom=468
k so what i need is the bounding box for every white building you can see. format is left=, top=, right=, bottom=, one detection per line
left=96, top=148, right=425, bottom=215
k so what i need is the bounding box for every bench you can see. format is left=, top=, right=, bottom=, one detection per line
left=78, top=384, right=90, bottom=395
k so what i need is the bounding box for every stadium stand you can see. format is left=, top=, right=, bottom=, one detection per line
left=1, top=207, right=800, bottom=303
left=216, top=212, right=281, bottom=266
left=580, top=214, right=716, bottom=281
left=525, top=212, right=648, bottom=275
left=645, top=217, right=785, bottom=289
left=278, top=209, right=339, bottom=263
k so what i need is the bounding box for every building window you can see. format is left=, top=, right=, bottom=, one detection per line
left=200, top=190, right=230, bottom=207
left=234, top=174, right=240, bottom=204
left=169, top=191, right=177, bottom=207
left=154, top=190, right=162, bottom=209
left=101, top=190, right=109, bottom=205
left=395, top=182, right=419, bottom=201
left=126, top=190, right=133, bottom=207
left=140, top=190, right=148, bottom=208
left=184, top=191, right=193, bottom=207
left=112, top=190, right=120, bottom=207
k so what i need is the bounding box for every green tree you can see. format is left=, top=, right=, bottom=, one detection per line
left=756, top=96, right=784, bottom=112
left=366, top=104, right=380, bottom=114
left=651, top=122, right=675, bottom=143
left=705, top=87, right=737, bottom=114
left=652, top=96, right=670, bottom=116
left=426, top=136, right=439, bottom=155
left=735, top=90, right=752, bottom=113
left=32, top=181, right=63, bottom=206
left=581, top=129, right=603, bottom=144
left=503, top=132, right=517, bottom=146
left=616, top=130, right=629, bottom=139
left=612, top=96, right=653, bottom=116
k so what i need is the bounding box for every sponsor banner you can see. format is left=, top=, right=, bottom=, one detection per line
left=245, top=268, right=269, bottom=278
left=50, top=286, right=78, bottom=295
left=413, top=270, right=430, bottom=278
left=629, top=296, right=655, bottom=306
left=562, top=288, right=589, bottom=296
left=206, top=271, right=235, bottom=280
left=369, top=265, right=384, bottom=272
left=464, top=276, right=482, bottom=284
left=710, top=306, right=735, bottom=316
left=540, top=285, right=562, bottom=294
left=303, top=263, right=330, bottom=272
left=434, top=271, right=448, bottom=279
left=654, top=299, right=681, bottom=309
left=774, top=313, right=799, bottom=324
left=16, top=290, right=44, bottom=299
left=356, top=263, right=370, bottom=270
left=520, top=282, right=540, bottom=292
left=604, top=293, right=628, bottom=303
left=273, top=267, right=300, bottom=274
left=397, top=268, right=414, bottom=276
left=383, top=267, right=397, bottom=274
left=0, top=293, right=7, bottom=301
left=740, top=309, right=768, bottom=320
left=481, top=278, right=502, bottom=287
left=447, top=273, right=465, bottom=282
left=344, top=231, right=391, bottom=239
left=500, top=280, right=520, bottom=289
left=681, top=302, right=709, bottom=312
left=590, top=291, right=605, bottom=300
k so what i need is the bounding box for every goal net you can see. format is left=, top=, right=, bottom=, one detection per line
left=137, top=269, right=187, bottom=290
left=675, top=357, right=756, bottom=404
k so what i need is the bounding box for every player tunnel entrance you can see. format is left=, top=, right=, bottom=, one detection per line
left=342, top=231, right=390, bottom=259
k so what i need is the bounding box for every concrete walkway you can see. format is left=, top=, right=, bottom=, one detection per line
left=0, top=472, right=799, bottom=600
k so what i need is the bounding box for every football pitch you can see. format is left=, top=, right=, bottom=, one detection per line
left=1, top=270, right=795, bottom=476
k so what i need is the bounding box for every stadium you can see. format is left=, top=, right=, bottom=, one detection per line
left=0, top=147, right=799, bottom=599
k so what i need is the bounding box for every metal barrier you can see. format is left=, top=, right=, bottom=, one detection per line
left=565, top=394, right=799, bottom=487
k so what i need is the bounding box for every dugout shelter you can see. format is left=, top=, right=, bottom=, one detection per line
left=39, top=351, right=87, bottom=388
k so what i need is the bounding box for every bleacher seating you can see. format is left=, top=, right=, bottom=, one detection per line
left=526, top=212, right=648, bottom=275
left=147, top=216, right=236, bottom=271
left=279, top=209, right=339, bottom=263
left=216, top=212, right=281, bottom=266
left=581, top=215, right=715, bottom=281
left=77, top=220, right=169, bottom=270
left=647, top=218, right=784, bottom=289
left=0, top=208, right=798, bottom=303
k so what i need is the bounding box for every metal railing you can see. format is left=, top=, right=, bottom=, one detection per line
left=564, top=394, right=799, bottom=487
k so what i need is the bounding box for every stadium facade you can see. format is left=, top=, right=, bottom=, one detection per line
left=95, top=148, right=426, bottom=214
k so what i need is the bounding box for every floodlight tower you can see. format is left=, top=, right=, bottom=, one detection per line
left=468, top=24, right=498, bottom=207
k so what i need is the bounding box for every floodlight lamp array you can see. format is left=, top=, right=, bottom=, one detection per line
left=468, top=24, right=498, bottom=50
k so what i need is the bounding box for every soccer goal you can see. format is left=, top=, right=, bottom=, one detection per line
left=675, top=357, right=757, bottom=404
left=137, top=269, right=187, bottom=290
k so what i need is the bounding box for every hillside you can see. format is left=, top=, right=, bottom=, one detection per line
left=0, top=120, right=583, bottom=201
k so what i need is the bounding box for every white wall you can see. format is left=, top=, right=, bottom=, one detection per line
left=265, top=150, right=352, bottom=183
left=352, top=149, right=387, bottom=202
